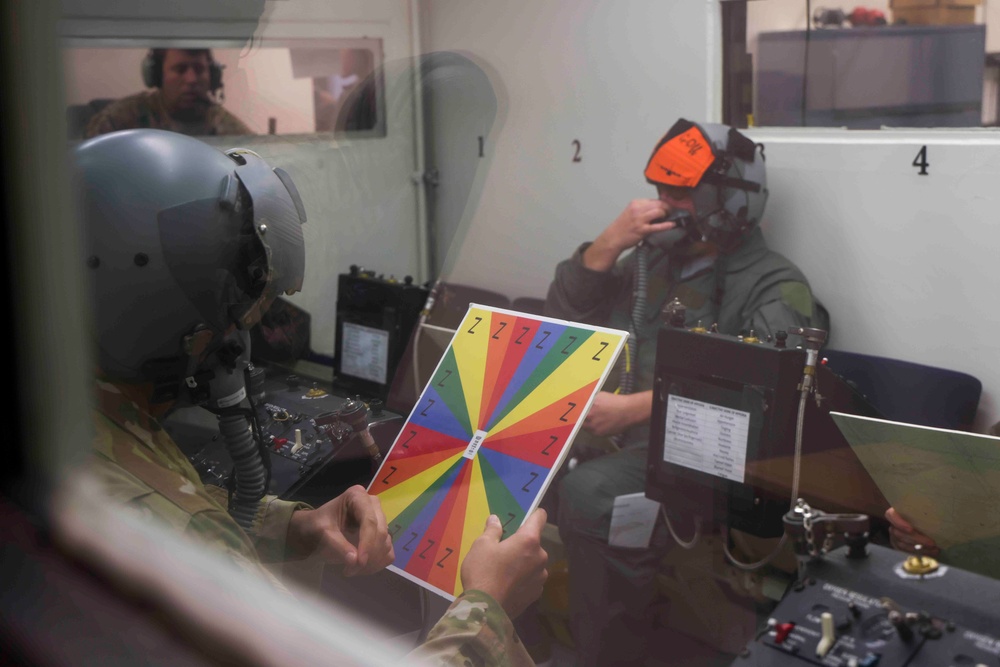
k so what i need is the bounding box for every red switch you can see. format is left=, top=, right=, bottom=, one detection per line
left=774, top=623, right=795, bottom=644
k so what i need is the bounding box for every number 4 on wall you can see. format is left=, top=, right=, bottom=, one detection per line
left=913, top=145, right=929, bottom=175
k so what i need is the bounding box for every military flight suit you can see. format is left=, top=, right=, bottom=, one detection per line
left=544, top=227, right=825, bottom=666
left=89, top=379, right=532, bottom=666
left=84, top=90, right=253, bottom=139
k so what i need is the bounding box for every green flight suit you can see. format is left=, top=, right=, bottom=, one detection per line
left=544, top=228, right=826, bottom=666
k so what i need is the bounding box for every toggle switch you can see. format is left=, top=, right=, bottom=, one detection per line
left=816, top=612, right=836, bottom=657
left=774, top=623, right=795, bottom=644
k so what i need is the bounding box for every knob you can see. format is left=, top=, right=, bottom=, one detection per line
left=902, top=544, right=939, bottom=575
left=662, top=297, right=686, bottom=327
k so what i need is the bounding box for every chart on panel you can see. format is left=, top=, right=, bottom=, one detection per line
left=368, top=304, right=627, bottom=599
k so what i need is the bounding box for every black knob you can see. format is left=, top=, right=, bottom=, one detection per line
left=662, top=297, right=686, bottom=328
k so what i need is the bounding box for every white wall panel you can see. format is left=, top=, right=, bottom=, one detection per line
left=422, top=0, right=720, bottom=302
left=423, top=1, right=1000, bottom=431
left=750, top=127, right=1000, bottom=430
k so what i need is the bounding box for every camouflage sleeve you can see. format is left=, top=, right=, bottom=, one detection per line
left=200, top=484, right=325, bottom=589
left=200, top=485, right=308, bottom=562
left=407, top=590, right=534, bottom=667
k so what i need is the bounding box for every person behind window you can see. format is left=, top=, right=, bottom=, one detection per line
left=84, top=49, right=252, bottom=138
left=543, top=118, right=828, bottom=666
left=76, top=128, right=547, bottom=666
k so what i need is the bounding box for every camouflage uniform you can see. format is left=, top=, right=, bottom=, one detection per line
left=544, top=227, right=826, bottom=666
left=410, top=590, right=534, bottom=666
left=89, top=378, right=309, bottom=591
left=90, top=379, right=530, bottom=665
left=84, top=90, right=253, bottom=139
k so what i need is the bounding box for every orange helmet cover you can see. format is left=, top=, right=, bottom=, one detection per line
left=644, top=125, right=716, bottom=188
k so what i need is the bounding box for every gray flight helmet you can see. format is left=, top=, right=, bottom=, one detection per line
left=645, top=119, right=768, bottom=250
left=76, top=129, right=306, bottom=398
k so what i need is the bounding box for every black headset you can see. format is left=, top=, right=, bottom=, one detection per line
left=141, top=49, right=224, bottom=93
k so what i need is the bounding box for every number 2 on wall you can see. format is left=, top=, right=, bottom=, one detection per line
left=912, top=145, right=929, bottom=175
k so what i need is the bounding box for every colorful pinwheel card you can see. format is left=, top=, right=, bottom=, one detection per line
left=368, top=304, right=627, bottom=599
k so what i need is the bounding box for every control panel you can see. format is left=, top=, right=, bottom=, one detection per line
left=647, top=316, right=886, bottom=538
left=333, top=266, right=429, bottom=402
left=166, top=364, right=403, bottom=506
left=733, top=544, right=1000, bottom=667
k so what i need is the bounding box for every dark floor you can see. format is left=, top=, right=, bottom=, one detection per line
left=543, top=626, right=736, bottom=667
left=547, top=642, right=734, bottom=667
left=319, top=563, right=741, bottom=667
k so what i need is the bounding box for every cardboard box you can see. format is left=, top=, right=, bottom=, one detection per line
left=892, top=5, right=976, bottom=24
left=891, top=0, right=980, bottom=7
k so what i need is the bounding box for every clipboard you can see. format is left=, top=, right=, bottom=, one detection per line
left=831, top=411, right=1000, bottom=578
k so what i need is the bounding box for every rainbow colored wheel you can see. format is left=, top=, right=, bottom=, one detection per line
left=370, top=304, right=626, bottom=598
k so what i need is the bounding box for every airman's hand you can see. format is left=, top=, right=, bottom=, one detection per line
left=885, top=507, right=940, bottom=558
left=583, top=199, right=673, bottom=271
left=460, top=509, right=549, bottom=620
left=582, top=390, right=653, bottom=437
left=286, top=485, right=394, bottom=576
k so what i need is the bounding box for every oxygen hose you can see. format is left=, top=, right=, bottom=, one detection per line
left=604, top=242, right=649, bottom=453
left=219, top=411, right=268, bottom=531
left=623, top=210, right=692, bottom=396
left=622, top=242, right=650, bottom=396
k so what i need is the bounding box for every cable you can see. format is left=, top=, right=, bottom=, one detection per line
left=661, top=505, right=701, bottom=550
left=721, top=379, right=809, bottom=571
left=411, top=280, right=441, bottom=398
left=724, top=529, right=790, bottom=573
left=411, top=323, right=457, bottom=397
left=612, top=341, right=631, bottom=396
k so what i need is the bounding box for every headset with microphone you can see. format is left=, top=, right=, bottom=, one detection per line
left=617, top=121, right=769, bottom=397
left=141, top=49, right=225, bottom=97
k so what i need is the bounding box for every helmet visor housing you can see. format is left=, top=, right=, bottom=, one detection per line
left=157, top=148, right=306, bottom=332
left=77, top=130, right=306, bottom=386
